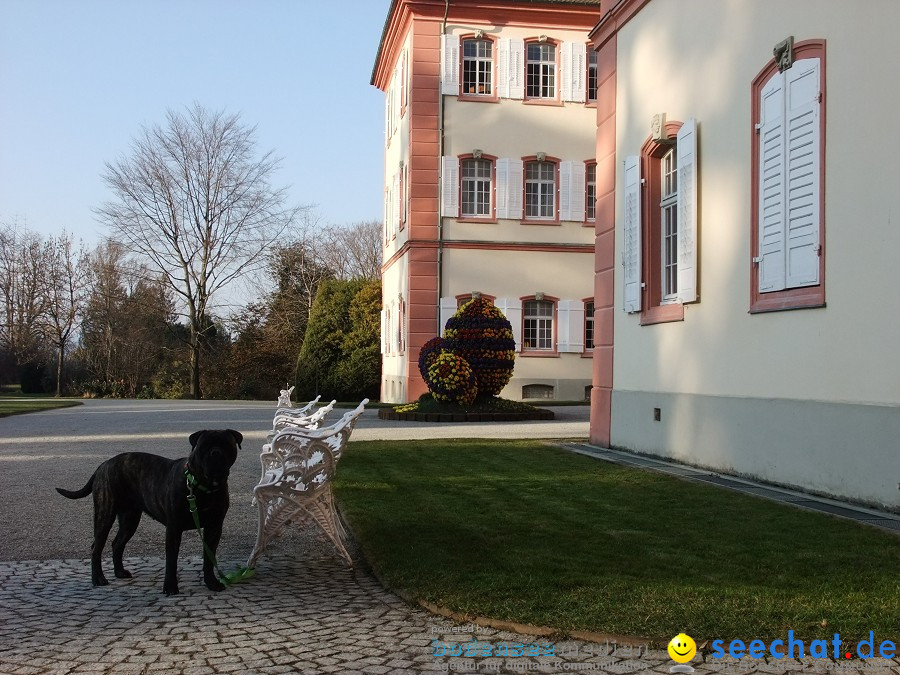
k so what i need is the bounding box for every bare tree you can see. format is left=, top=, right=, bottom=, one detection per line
left=315, top=220, right=383, bottom=280
left=97, top=104, right=308, bottom=398
left=43, top=232, right=88, bottom=396
left=0, top=220, right=48, bottom=371
left=78, top=241, right=175, bottom=397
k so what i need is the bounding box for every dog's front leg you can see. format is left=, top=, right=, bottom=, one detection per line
left=163, top=527, right=182, bottom=595
left=202, top=522, right=226, bottom=592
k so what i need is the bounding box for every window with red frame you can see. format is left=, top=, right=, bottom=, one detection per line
left=524, top=161, right=556, bottom=219
left=585, top=163, right=596, bottom=222
left=526, top=42, right=556, bottom=99
left=752, top=44, right=824, bottom=312
left=523, top=299, right=554, bottom=350
left=462, top=39, right=493, bottom=96
left=587, top=49, right=598, bottom=103
left=461, top=158, right=492, bottom=217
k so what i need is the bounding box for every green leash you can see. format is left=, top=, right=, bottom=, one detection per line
left=185, top=470, right=255, bottom=585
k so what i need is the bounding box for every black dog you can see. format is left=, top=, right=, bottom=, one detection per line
left=56, top=429, right=242, bottom=595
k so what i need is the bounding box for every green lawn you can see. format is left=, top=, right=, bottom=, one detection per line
left=0, top=398, right=82, bottom=417
left=335, top=439, right=900, bottom=643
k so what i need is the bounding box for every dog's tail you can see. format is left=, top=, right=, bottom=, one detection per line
left=56, top=474, right=95, bottom=500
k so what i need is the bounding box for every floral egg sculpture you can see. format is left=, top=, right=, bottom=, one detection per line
left=442, top=298, right=516, bottom=397
left=426, top=351, right=478, bottom=405
left=417, top=336, right=447, bottom=382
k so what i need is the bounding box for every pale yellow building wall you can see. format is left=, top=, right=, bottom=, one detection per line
left=613, top=0, right=900, bottom=406
left=435, top=23, right=597, bottom=399
left=381, top=250, right=409, bottom=402
left=443, top=247, right=594, bottom=400
left=383, top=32, right=412, bottom=263
left=607, top=0, right=900, bottom=508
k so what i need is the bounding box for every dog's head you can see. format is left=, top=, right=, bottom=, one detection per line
left=187, top=429, right=242, bottom=491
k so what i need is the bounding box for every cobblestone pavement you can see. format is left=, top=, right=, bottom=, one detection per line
left=3, top=549, right=898, bottom=675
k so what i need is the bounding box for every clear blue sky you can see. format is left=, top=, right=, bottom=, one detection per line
left=0, top=0, right=391, bottom=247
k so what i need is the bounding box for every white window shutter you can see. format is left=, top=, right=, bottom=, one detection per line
left=384, top=184, right=392, bottom=243
left=498, top=40, right=509, bottom=99
left=559, top=161, right=586, bottom=221
left=496, top=158, right=509, bottom=219
left=392, top=66, right=401, bottom=133
left=496, top=298, right=523, bottom=352
left=496, top=158, right=523, bottom=220
left=500, top=38, right=524, bottom=100
left=570, top=161, right=586, bottom=222
left=559, top=161, right=573, bottom=221
left=556, top=299, right=585, bottom=353
left=784, top=58, right=821, bottom=288
left=441, top=34, right=460, bottom=95
left=386, top=301, right=394, bottom=353
left=561, top=42, right=574, bottom=102
left=622, top=155, right=642, bottom=313
left=758, top=71, right=787, bottom=292
left=441, top=156, right=459, bottom=217
left=401, top=50, right=408, bottom=117
left=573, top=42, right=586, bottom=103
left=439, top=297, right=457, bottom=334
left=507, top=158, right=523, bottom=220
left=561, top=42, right=586, bottom=103
left=676, top=118, right=698, bottom=304
left=393, top=171, right=401, bottom=234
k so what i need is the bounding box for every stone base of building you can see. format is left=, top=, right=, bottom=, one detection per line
left=610, top=390, right=900, bottom=511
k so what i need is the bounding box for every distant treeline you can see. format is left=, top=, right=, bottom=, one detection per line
left=0, top=220, right=382, bottom=401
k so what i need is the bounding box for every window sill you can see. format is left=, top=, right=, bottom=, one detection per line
left=585, top=100, right=597, bottom=108
left=458, top=94, right=499, bottom=104
left=520, top=219, right=561, bottom=226
left=581, top=350, right=594, bottom=358
left=750, top=285, right=825, bottom=314
left=582, top=220, right=596, bottom=227
left=519, top=350, right=560, bottom=358
left=523, top=98, right=563, bottom=107
left=457, top=216, right=498, bottom=224
left=639, top=303, right=685, bottom=325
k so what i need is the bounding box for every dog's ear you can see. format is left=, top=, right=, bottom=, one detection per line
left=227, top=429, right=243, bottom=448
left=189, top=430, right=206, bottom=448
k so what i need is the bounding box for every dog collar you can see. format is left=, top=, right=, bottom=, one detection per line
left=184, top=465, right=214, bottom=494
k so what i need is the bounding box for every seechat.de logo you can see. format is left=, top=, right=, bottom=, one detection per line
left=668, top=633, right=697, bottom=673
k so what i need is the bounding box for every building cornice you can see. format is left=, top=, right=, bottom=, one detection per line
left=588, top=0, right=651, bottom=48
left=373, top=0, right=602, bottom=89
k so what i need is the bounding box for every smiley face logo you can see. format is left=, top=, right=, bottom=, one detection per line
left=668, top=633, right=697, bottom=663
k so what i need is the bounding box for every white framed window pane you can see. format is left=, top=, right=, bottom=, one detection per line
left=523, top=300, right=553, bottom=350
left=660, top=148, right=678, bottom=301
left=525, top=162, right=555, bottom=219
left=461, top=159, right=492, bottom=217
left=586, top=164, right=596, bottom=221
left=587, top=50, right=598, bottom=102
left=526, top=43, right=556, bottom=98
left=585, top=302, right=595, bottom=350
left=462, top=39, right=492, bottom=95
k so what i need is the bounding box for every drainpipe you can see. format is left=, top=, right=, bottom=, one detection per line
left=436, top=0, right=449, bottom=335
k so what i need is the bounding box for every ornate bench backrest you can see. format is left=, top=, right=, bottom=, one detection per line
left=274, top=394, right=320, bottom=419
left=268, top=398, right=367, bottom=465
left=276, top=385, right=295, bottom=408
left=272, top=399, right=336, bottom=433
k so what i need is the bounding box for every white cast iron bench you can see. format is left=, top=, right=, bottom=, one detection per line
left=271, top=399, right=336, bottom=435
left=274, top=394, right=320, bottom=420
left=247, top=399, right=369, bottom=569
